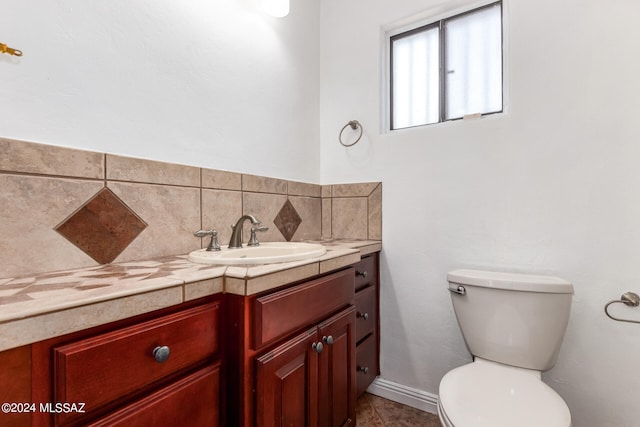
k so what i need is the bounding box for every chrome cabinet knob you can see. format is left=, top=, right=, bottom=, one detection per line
left=322, top=335, right=334, bottom=345
left=356, top=270, right=368, bottom=278
left=312, top=342, right=323, bottom=353
left=152, top=345, right=171, bottom=363
left=358, top=366, right=369, bottom=374
left=357, top=312, right=369, bottom=320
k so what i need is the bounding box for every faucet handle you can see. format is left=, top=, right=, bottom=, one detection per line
left=248, top=223, right=269, bottom=247
left=194, top=229, right=221, bottom=251
left=251, top=222, right=269, bottom=232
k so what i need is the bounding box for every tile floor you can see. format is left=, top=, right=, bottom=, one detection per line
left=356, top=393, right=441, bottom=426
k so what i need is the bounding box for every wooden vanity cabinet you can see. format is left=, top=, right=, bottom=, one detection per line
left=353, top=253, right=380, bottom=396
left=29, top=297, right=222, bottom=427
left=0, top=345, right=32, bottom=427
left=227, top=267, right=357, bottom=427
left=256, top=306, right=356, bottom=427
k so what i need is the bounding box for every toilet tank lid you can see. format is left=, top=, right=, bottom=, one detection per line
left=448, top=269, right=574, bottom=293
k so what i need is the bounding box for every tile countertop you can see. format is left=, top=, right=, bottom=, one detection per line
left=0, top=239, right=381, bottom=352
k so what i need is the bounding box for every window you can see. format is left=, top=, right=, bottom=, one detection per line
left=390, top=2, right=503, bottom=130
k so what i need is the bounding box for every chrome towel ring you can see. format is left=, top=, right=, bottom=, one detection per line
left=339, top=120, right=363, bottom=147
left=604, top=291, right=640, bottom=324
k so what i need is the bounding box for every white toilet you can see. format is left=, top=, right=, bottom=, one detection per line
left=438, top=269, right=574, bottom=427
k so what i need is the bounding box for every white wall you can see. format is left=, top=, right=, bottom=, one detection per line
left=320, top=0, right=640, bottom=426
left=3, top=0, right=640, bottom=425
left=0, top=0, right=320, bottom=182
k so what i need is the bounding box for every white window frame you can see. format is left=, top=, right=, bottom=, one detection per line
left=382, top=0, right=507, bottom=133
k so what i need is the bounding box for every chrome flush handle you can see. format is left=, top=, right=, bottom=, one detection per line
left=448, top=285, right=466, bottom=296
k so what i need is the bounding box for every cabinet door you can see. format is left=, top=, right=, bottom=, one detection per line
left=317, top=306, right=356, bottom=427
left=255, top=327, right=320, bottom=427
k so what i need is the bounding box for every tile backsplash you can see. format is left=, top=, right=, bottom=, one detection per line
left=0, top=137, right=381, bottom=278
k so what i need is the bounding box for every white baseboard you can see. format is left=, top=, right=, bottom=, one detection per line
left=366, top=377, right=439, bottom=415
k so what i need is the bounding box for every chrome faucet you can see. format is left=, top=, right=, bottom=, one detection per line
left=228, top=214, right=268, bottom=249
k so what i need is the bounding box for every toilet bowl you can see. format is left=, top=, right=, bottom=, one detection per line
left=439, top=269, right=574, bottom=427
left=438, top=359, right=571, bottom=427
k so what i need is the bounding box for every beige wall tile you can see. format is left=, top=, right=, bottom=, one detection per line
left=242, top=192, right=288, bottom=242
left=322, top=198, right=332, bottom=239
left=106, top=154, right=200, bottom=187
left=289, top=197, right=322, bottom=241
left=202, top=168, right=242, bottom=191
left=332, top=182, right=380, bottom=198
left=0, top=138, right=104, bottom=179
left=331, top=197, right=368, bottom=239
left=202, top=189, right=242, bottom=245
left=0, top=138, right=382, bottom=279
left=108, top=182, right=201, bottom=261
left=0, top=175, right=104, bottom=278
left=242, top=174, right=287, bottom=194
left=288, top=181, right=322, bottom=197
left=368, top=184, right=382, bottom=240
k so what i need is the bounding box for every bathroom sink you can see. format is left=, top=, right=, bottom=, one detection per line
left=188, top=242, right=327, bottom=265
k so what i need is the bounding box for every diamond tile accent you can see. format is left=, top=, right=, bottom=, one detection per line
left=273, top=199, right=302, bottom=241
left=55, top=188, right=147, bottom=264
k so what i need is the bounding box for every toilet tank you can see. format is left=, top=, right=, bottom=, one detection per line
left=447, top=269, right=574, bottom=371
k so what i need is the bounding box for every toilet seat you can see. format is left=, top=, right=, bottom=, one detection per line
left=438, top=359, right=571, bottom=427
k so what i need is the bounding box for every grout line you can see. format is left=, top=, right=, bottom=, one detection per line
left=0, top=170, right=105, bottom=182
left=199, top=168, right=203, bottom=246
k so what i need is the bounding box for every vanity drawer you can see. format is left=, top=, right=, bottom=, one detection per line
left=88, top=363, right=220, bottom=427
left=355, top=285, right=376, bottom=343
left=53, top=302, right=219, bottom=424
left=253, top=268, right=354, bottom=349
left=354, top=255, right=377, bottom=291
left=356, top=333, right=378, bottom=396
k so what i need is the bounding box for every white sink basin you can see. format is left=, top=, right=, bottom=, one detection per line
left=188, top=242, right=327, bottom=265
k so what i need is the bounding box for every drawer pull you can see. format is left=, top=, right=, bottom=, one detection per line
left=356, top=270, right=368, bottom=278
left=357, top=312, right=369, bottom=320
left=357, top=365, right=369, bottom=374
left=322, top=335, right=334, bottom=345
left=312, top=342, right=323, bottom=354
left=152, top=345, right=171, bottom=363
